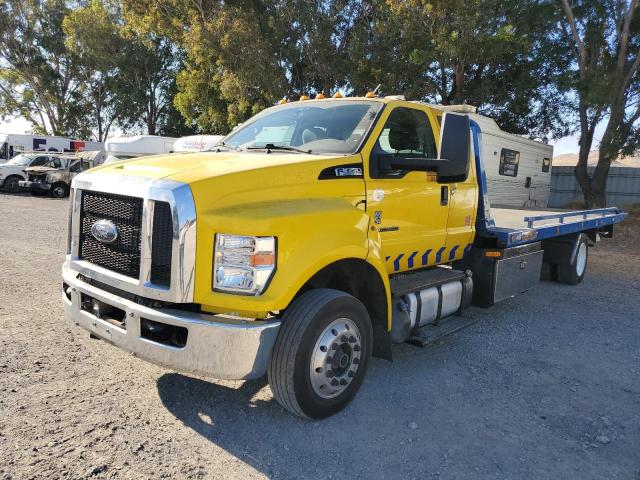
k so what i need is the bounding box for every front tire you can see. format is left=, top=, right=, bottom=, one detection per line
left=3, top=176, right=20, bottom=193
left=557, top=233, right=588, bottom=285
left=268, top=289, right=373, bottom=419
left=50, top=182, right=69, bottom=198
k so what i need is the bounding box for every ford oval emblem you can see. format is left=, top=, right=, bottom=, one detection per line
left=91, top=219, right=118, bottom=244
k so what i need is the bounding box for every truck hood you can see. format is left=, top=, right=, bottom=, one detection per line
left=89, top=151, right=357, bottom=182
left=80, top=150, right=366, bottom=215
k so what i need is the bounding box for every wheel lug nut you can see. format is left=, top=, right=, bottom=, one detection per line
left=353, top=345, right=361, bottom=352
left=341, top=335, right=348, bottom=342
left=331, top=344, right=338, bottom=350
left=326, top=356, right=333, bottom=363
left=340, top=379, right=348, bottom=386
left=348, top=336, right=356, bottom=343
left=331, top=379, right=339, bottom=386
left=326, top=370, right=335, bottom=378
left=348, top=371, right=355, bottom=378
left=353, top=358, right=360, bottom=365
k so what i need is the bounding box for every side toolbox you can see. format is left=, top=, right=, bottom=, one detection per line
left=454, top=242, right=543, bottom=307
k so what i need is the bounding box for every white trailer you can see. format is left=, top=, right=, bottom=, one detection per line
left=0, top=133, right=103, bottom=162
left=434, top=105, right=554, bottom=208
left=173, top=135, right=224, bottom=153
left=104, top=135, right=176, bottom=164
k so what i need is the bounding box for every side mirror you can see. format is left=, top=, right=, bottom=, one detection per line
left=437, top=113, right=471, bottom=183
left=371, top=112, right=471, bottom=182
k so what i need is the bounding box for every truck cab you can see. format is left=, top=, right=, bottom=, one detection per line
left=61, top=96, right=625, bottom=419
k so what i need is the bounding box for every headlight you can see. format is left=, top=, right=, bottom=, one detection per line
left=213, top=234, right=276, bottom=295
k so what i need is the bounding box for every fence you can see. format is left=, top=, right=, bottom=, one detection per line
left=549, top=166, right=640, bottom=207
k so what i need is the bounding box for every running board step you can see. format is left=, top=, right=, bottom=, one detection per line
left=390, top=266, right=467, bottom=297
left=407, top=314, right=479, bottom=348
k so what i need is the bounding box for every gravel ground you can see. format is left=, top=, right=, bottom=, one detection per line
left=1, top=192, right=639, bottom=480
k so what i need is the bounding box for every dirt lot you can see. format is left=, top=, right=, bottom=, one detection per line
left=1, top=193, right=639, bottom=480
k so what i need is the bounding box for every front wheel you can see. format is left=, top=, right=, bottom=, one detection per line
left=268, top=289, right=373, bottom=419
left=3, top=176, right=20, bottom=193
left=50, top=182, right=69, bottom=198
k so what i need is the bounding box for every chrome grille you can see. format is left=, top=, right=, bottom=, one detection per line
left=78, top=191, right=144, bottom=278
left=150, top=201, right=173, bottom=286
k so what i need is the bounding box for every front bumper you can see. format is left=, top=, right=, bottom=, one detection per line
left=62, top=263, right=281, bottom=380
left=19, top=180, right=49, bottom=191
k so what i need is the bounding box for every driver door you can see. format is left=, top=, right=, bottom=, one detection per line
left=365, top=106, right=449, bottom=274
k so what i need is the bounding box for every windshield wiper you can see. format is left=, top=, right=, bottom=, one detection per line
left=246, top=143, right=312, bottom=154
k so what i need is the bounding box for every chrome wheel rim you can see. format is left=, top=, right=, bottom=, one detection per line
left=53, top=186, right=65, bottom=197
left=576, top=242, right=587, bottom=276
left=310, top=318, right=362, bottom=399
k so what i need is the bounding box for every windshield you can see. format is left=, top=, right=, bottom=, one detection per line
left=5, top=154, right=33, bottom=166
left=223, top=100, right=383, bottom=155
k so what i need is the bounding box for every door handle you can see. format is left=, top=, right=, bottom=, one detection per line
left=440, top=186, right=449, bottom=206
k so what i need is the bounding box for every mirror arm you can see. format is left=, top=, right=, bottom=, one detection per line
left=379, top=156, right=445, bottom=172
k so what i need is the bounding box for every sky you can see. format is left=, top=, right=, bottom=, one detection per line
left=0, top=115, right=605, bottom=158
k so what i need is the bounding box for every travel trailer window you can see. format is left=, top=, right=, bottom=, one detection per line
left=542, top=157, right=551, bottom=173
left=499, top=148, right=520, bottom=177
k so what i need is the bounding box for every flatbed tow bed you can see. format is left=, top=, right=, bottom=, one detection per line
left=411, top=124, right=627, bottom=346
left=468, top=119, right=626, bottom=247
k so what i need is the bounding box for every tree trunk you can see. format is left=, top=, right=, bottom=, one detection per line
left=453, top=63, right=464, bottom=104
left=574, top=104, right=596, bottom=207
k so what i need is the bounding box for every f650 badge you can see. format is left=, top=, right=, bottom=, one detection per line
left=91, top=219, right=118, bottom=244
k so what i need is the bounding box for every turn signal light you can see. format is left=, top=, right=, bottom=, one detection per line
left=332, top=92, right=344, bottom=98
left=365, top=91, right=376, bottom=98
left=299, top=95, right=310, bottom=101
left=315, top=92, right=326, bottom=99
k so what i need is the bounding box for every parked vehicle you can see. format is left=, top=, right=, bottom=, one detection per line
left=19, top=154, right=98, bottom=198
left=173, top=135, right=224, bottom=153
left=0, top=153, right=67, bottom=193
left=0, top=133, right=103, bottom=162
left=104, top=135, right=176, bottom=164
left=61, top=95, right=626, bottom=419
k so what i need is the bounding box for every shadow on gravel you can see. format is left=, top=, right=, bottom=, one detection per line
left=157, top=373, right=296, bottom=474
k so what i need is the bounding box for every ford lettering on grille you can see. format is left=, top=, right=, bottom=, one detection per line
left=91, top=219, right=119, bottom=244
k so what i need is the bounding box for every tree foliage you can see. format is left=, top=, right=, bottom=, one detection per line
left=554, top=0, right=640, bottom=207
left=0, top=0, right=88, bottom=136
left=1, top=0, right=640, bottom=210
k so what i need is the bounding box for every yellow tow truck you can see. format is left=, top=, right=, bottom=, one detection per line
left=62, top=95, right=626, bottom=418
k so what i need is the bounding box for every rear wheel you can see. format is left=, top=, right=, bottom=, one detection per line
left=557, top=233, right=588, bottom=285
left=268, top=289, right=373, bottom=419
left=3, top=176, right=20, bottom=193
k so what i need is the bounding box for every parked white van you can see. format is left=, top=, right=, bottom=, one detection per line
left=104, top=135, right=176, bottom=164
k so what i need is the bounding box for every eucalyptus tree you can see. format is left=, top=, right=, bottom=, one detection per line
left=554, top=0, right=640, bottom=207
left=0, top=0, right=89, bottom=137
